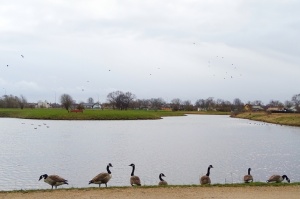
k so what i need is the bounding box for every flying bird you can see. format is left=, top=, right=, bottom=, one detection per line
left=21, top=55, right=24, bottom=58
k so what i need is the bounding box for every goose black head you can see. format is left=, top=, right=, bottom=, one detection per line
left=39, top=174, right=48, bottom=181
left=282, top=175, right=290, bottom=183
left=129, top=163, right=135, bottom=167
left=108, top=163, right=113, bottom=167
left=160, top=173, right=166, bottom=177
left=209, top=165, right=213, bottom=168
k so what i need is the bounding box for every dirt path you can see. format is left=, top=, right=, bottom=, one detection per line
left=1, top=186, right=300, bottom=199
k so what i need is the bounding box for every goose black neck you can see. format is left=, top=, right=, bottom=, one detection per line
left=131, top=165, right=135, bottom=176
left=206, top=167, right=211, bottom=176
left=248, top=168, right=251, bottom=175
left=282, top=175, right=288, bottom=180
left=159, top=174, right=164, bottom=181
left=107, top=165, right=111, bottom=174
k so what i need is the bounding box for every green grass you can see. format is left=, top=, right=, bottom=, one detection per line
left=0, top=108, right=231, bottom=120
left=1, top=182, right=299, bottom=193
left=0, top=108, right=188, bottom=120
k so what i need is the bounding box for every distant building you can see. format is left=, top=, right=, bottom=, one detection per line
left=288, top=106, right=297, bottom=112
left=244, top=104, right=264, bottom=111
left=36, top=100, right=51, bottom=108
left=82, top=102, right=102, bottom=109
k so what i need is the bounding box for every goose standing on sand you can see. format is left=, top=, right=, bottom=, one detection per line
left=39, top=174, right=68, bottom=189
left=129, top=163, right=141, bottom=186
left=89, top=163, right=113, bottom=187
left=267, top=175, right=290, bottom=183
left=244, top=168, right=253, bottom=183
left=158, top=173, right=168, bottom=186
left=200, top=165, right=213, bottom=185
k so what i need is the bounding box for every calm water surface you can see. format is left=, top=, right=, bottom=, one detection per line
left=0, top=115, right=299, bottom=191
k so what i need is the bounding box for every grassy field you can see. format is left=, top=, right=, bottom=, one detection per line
left=0, top=108, right=186, bottom=120
left=233, top=111, right=300, bottom=127
left=0, top=108, right=230, bottom=120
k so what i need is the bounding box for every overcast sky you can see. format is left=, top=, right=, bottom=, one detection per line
left=1, top=0, right=299, bottom=104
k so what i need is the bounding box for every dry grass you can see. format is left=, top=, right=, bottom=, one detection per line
left=234, top=112, right=300, bottom=127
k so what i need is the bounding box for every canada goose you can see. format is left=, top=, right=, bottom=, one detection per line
left=200, top=165, right=213, bottom=185
left=38, top=174, right=68, bottom=189
left=244, top=168, right=253, bottom=183
left=89, top=163, right=113, bottom=187
left=267, top=175, right=290, bottom=183
left=158, top=173, right=168, bottom=186
left=129, top=163, right=141, bottom=186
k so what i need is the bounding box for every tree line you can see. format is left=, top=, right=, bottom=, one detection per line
left=0, top=95, right=27, bottom=109
left=1, top=91, right=300, bottom=112
left=58, top=91, right=300, bottom=112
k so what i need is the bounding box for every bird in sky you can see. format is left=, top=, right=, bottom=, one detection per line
left=21, top=55, right=24, bottom=58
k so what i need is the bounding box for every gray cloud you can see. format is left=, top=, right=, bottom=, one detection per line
left=0, top=0, right=299, bottom=104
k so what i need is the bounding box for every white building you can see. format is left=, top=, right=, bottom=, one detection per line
left=36, top=100, right=51, bottom=108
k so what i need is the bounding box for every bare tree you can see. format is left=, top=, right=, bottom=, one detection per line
left=171, top=98, right=182, bottom=111
left=284, top=100, right=293, bottom=108
left=182, top=100, right=194, bottom=111
left=291, top=93, right=300, bottom=111
left=107, top=91, right=136, bottom=110
left=251, top=100, right=264, bottom=106
left=267, top=100, right=284, bottom=108
left=133, top=99, right=150, bottom=109
left=150, top=98, right=165, bottom=110
left=195, top=99, right=206, bottom=110
left=0, top=95, right=19, bottom=108
left=60, top=94, right=73, bottom=111
left=87, top=97, right=94, bottom=104
left=18, top=95, right=27, bottom=109
left=205, top=97, right=215, bottom=110
left=232, top=98, right=244, bottom=111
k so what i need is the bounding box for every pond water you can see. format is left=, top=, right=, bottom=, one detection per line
left=0, top=115, right=299, bottom=191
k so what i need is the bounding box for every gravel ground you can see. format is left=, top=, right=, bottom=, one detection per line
left=1, top=186, right=300, bottom=199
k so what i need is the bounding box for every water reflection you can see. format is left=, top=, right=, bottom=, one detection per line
left=0, top=115, right=299, bottom=190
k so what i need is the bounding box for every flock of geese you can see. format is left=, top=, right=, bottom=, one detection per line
left=39, top=163, right=291, bottom=189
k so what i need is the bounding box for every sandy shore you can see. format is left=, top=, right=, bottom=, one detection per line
left=1, top=186, right=300, bottom=199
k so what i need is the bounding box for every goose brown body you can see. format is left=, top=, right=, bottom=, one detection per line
left=267, top=175, right=290, bottom=183
left=39, top=174, right=68, bottom=189
left=200, top=165, right=213, bottom=185
left=158, top=173, right=168, bottom=186
left=89, top=163, right=113, bottom=187
left=129, top=163, right=141, bottom=186
left=244, top=168, right=253, bottom=183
